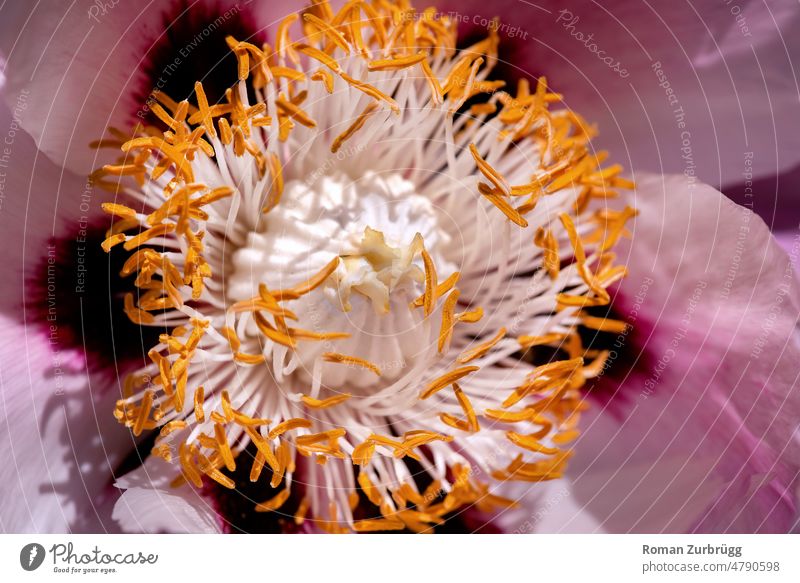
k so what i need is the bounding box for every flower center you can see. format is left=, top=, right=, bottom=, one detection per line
left=228, top=170, right=455, bottom=389
left=95, top=0, right=637, bottom=534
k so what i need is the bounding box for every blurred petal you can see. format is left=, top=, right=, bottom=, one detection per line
left=566, top=173, right=800, bottom=532
left=0, top=0, right=295, bottom=175
left=724, top=163, right=800, bottom=231
left=434, top=0, right=800, bottom=192
left=774, top=230, right=800, bottom=274
left=0, top=94, right=86, bottom=277
left=493, top=480, right=605, bottom=533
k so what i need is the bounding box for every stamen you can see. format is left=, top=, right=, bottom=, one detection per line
left=439, top=383, right=479, bottom=432
left=303, top=13, right=350, bottom=54
left=368, top=52, right=426, bottom=71
left=485, top=407, right=535, bottom=423
left=330, top=102, right=379, bottom=153
left=301, top=393, right=352, bottom=409
left=438, top=289, right=460, bottom=352
left=518, top=332, right=568, bottom=348
left=311, top=69, right=335, bottom=93
left=101, top=202, right=138, bottom=220
left=276, top=95, right=317, bottom=128
left=244, top=427, right=281, bottom=473
left=100, top=233, right=126, bottom=252
left=276, top=13, right=300, bottom=59
left=421, top=247, right=437, bottom=317
left=353, top=518, right=405, bottom=532
left=132, top=390, right=155, bottom=437
left=268, top=418, right=312, bottom=440
left=297, top=43, right=342, bottom=73
left=457, top=327, right=506, bottom=363
left=249, top=451, right=266, bottom=482
left=456, top=306, right=482, bottom=324
left=159, top=420, right=187, bottom=438
left=420, top=59, right=443, bottom=104
left=255, top=487, right=291, bottom=512
left=275, top=257, right=340, bottom=299
left=288, top=328, right=350, bottom=341
left=123, top=293, right=155, bottom=325
left=192, top=82, right=217, bottom=138
left=322, top=352, right=382, bottom=377
left=420, top=366, right=479, bottom=399
left=97, top=0, right=636, bottom=532
left=193, top=387, right=205, bottom=423
left=506, top=431, right=560, bottom=455
left=295, top=498, right=310, bottom=525
left=580, top=314, right=629, bottom=333
left=469, top=143, right=509, bottom=194
left=339, top=72, right=400, bottom=112
left=534, top=227, right=561, bottom=279
left=412, top=271, right=459, bottom=308
left=296, top=429, right=347, bottom=458
left=479, top=189, right=528, bottom=228
left=352, top=441, right=376, bottom=467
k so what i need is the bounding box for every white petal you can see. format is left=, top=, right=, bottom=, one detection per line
left=113, top=458, right=221, bottom=534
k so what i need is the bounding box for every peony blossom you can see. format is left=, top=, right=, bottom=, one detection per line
left=0, top=0, right=797, bottom=534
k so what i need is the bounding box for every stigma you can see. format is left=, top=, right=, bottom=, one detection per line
left=228, top=170, right=456, bottom=389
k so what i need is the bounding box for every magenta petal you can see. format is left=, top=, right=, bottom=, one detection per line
left=724, top=162, right=800, bottom=231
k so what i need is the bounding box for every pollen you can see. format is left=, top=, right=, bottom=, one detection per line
left=97, top=0, right=635, bottom=533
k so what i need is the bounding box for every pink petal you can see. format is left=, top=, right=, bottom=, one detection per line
left=0, top=96, right=136, bottom=533
left=566, top=173, right=800, bottom=532
left=0, top=0, right=294, bottom=175
left=0, top=314, right=132, bottom=532
left=433, top=0, right=800, bottom=189
left=774, top=231, right=800, bottom=274
left=0, top=95, right=87, bottom=294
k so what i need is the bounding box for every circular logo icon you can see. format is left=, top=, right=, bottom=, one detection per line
left=20, top=543, right=46, bottom=571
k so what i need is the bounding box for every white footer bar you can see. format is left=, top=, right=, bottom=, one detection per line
left=1, top=534, right=797, bottom=582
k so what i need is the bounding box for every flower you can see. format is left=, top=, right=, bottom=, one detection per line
left=0, top=0, right=797, bottom=534
left=89, top=1, right=640, bottom=533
